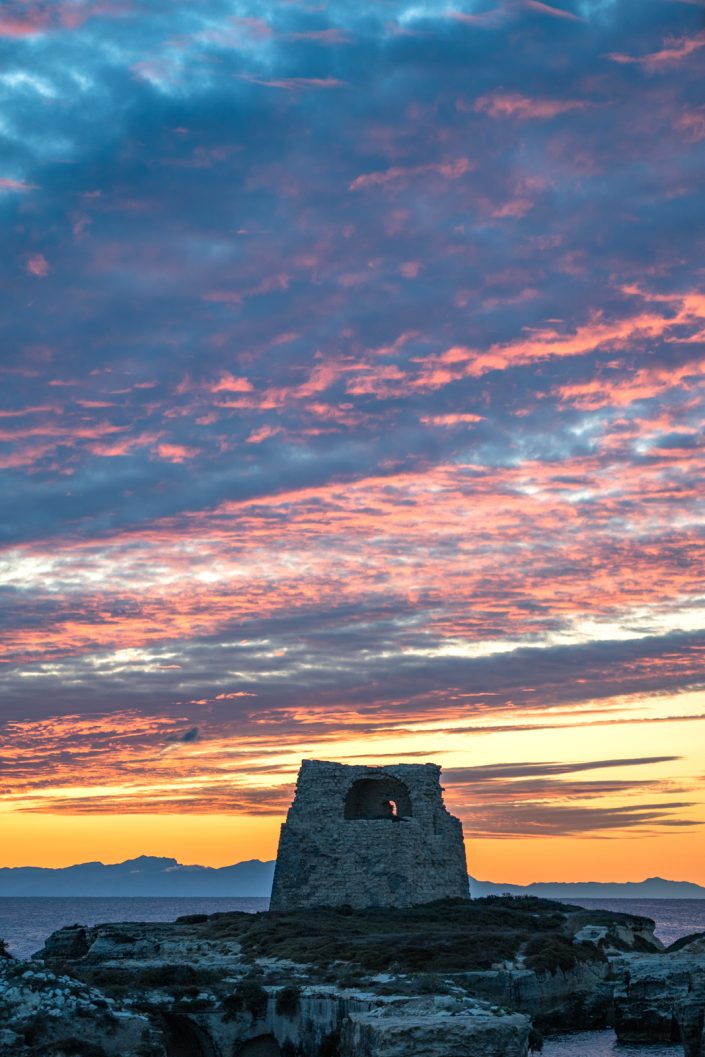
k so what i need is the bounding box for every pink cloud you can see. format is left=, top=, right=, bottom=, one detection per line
left=525, top=0, right=585, bottom=20
left=26, top=254, right=50, bottom=278
left=675, top=107, right=705, bottom=143
left=211, top=373, right=254, bottom=394
left=246, top=424, right=282, bottom=444
left=609, top=35, right=705, bottom=71
left=0, top=12, right=48, bottom=37
left=204, top=272, right=289, bottom=306
left=447, top=8, right=507, bottom=28
left=421, top=413, right=484, bottom=426
left=491, top=197, right=534, bottom=218
left=0, top=178, right=37, bottom=193
left=239, top=75, right=347, bottom=91
left=472, top=90, right=588, bottom=120
left=154, top=443, right=199, bottom=463
left=229, top=16, right=273, bottom=39
left=556, top=357, right=705, bottom=411
left=349, top=158, right=473, bottom=191
left=398, top=261, right=422, bottom=278
left=287, top=29, right=351, bottom=44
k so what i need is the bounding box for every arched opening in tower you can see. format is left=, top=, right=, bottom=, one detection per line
left=344, top=775, right=412, bottom=819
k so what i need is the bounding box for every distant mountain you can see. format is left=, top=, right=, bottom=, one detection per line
left=469, top=876, right=705, bottom=900
left=0, top=856, right=275, bottom=897
left=1, top=858, right=702, bottom=899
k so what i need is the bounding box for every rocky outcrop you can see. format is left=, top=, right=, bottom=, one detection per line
left=461, top=962, right=613, bottom=1032
left=0, top=956, right=163, bottom=1056
left=0, top=953, right=530, bottom=1057
left=613, top=933, right=705, bottom=1047
left=675, top=995, right=705, bottom=1057
left=21, top=897, right=704, bottom=1057
left=342, top=997, right=529, bottom=1057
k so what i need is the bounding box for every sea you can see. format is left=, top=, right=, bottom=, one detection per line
left=1, top=896, right=703, bottom=1056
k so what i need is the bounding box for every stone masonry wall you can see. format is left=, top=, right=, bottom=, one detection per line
left=269, top=760, right=469, bottom=910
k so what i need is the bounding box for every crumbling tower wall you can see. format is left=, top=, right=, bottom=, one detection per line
left=269, top=759, right=469, bottom=910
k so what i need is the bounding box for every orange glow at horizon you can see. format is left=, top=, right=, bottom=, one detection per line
left=2, top=812, right=703, bottom=884
left=3, top=691, right=704, bottom=882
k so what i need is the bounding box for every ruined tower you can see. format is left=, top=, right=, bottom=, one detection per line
left=269, top=759, right=469, bottom=910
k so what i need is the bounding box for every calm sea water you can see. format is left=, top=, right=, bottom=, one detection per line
left=1, top=896, right=702, bottom=1057
left=543, top=1031, right=682, bottom=1057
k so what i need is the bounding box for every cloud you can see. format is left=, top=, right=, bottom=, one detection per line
left=349, top=158, right=473, bottom=191
left=0, top=0, right=704, bottom=846
left=162, top=725, right=200, bottom=748
left=609, top=34, right=705, bottom=71
left=444, top=757, right=682, bottom=782
left=25, top=254, right=50, bottom=277
left=239, top=75, right=347, bottom=90
left=472, top=91, right=589, bottom=120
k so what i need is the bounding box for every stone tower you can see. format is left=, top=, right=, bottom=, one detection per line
left=269, top=759, right=469, bottom=910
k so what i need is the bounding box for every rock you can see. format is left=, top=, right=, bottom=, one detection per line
left=31, top=896, right=705, bottom=1057
left=0, top=956, right=163, bottom=1056
left=613, top=943, right=705, bottom=1046
left=462, top=962, right=613, bottom=1033
left=41, top=925, right=90, bottom=960
left=676, top=996, right=705, bottom=1057
left=341, top=997, right=530, bottom=1057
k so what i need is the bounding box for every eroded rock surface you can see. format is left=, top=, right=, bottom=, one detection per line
left=341, top=997, right=529, bottom=1057
left=7, top=897, right=702, bottom=1057
left=0, top=956, right=163, bottom=1057
left=613, top=932, right=705, bottom=1050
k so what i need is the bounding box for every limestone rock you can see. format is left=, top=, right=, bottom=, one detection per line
left=613, top=944, right=705, bottom=1046
left=675, top=996, right=705, bottom=1057
left=0, top=955, right=163, bottom=1057
left=462, top=962, right=612, bottom=1032
left=341, top=997, right=529, bottom=1057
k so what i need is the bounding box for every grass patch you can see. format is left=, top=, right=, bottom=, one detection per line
left=201, top=896, right=599, bottom=973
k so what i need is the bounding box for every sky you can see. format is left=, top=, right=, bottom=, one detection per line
left=2, top=0, right=705, bottom=884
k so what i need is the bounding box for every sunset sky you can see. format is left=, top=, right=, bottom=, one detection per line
left=2, top=0, right=705, bottom=884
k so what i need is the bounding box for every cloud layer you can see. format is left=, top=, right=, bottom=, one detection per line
left=1, top=0, right=705, bottom=856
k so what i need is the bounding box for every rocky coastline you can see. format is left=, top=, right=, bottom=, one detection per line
left=1, top=897, right=704, bottom=1057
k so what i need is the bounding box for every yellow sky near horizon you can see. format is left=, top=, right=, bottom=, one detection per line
left=4, top=688, right=704, bottom=883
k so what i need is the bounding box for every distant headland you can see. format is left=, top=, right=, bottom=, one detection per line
left=0, top=855, right=703, bottom=899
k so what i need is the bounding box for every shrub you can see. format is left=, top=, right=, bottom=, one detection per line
left=412, top=973, right=451, bottom=995
left=275, top=985, right=300, bottom=1018
left=529, top=1026, right=544, bottom=1052
left=0, top=937, right=11, bottom=959
left=130, top=964, right=218, bottom=989
left=222, top=979, right=269, bottom=1021
left=33, top=1039, right=108, bottom=1057
left=523, top=935, right=603, bottom=976
left=336, top=970, right=365, bottom=989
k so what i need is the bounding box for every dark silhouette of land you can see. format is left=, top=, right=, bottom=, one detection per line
left=1, top=856, right=703, bottom=898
